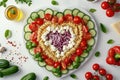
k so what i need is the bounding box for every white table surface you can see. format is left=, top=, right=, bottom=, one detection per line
left=0, top=0, right=120, bottom=80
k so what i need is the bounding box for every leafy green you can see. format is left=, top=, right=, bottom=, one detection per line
left=51, top=0, right=59, bottom=5
left=95, top=51, right=100, bottom=57
left=15, top=0, right=32, bottom=6
left=89, top=8, right=96, bottom=13
left=70, top=74, right=78, bottom=79
left=100, top=23, right=108, bottom=33
left=43, top=76, right=49, bottom=80
left=0, top=0, right=8, bottom=7
left=107, top=39, right=114, bottom=44
left=4, top=29, right=12, bottom=39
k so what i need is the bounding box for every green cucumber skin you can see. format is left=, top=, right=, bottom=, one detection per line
left=0, top=59, right=9, bottom=68
left=21, top=73, right=36, bottom=80
left=0, top=65, right=19, bottom=77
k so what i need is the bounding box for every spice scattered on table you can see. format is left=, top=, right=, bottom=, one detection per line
left=0, top=47, right=7, bottom=53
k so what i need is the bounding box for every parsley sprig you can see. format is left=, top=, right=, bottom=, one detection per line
left=15, top=0, right=32, bottom=6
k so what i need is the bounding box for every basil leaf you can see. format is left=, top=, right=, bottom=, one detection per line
left=95, top=51, right=100, bottom=57
left=4, top=29, right=12, bottom=39
left=107, top=39, right=114, bottom=44
left=70, top=74, right=77, bottom=79
left=100, top=23, right=107, bottom=33
left=89, top=8, right=96, bottom=13
left=51, top=0, right=59, bottom=5
left=43, top=76, right=49, bottom=80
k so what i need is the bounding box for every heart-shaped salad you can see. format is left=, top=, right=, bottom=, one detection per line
left=24, top=8, right=97, bottom=77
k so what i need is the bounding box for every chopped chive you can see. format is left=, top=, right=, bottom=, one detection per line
left=70, top=74, right=78, bottom=79
left=100, top=23, right=108, bottom=33
left=95, top=51, right=100, bottom=57
left=89, top=8, right=96, bottom=13
left=107, top=39, right=114, bottom=44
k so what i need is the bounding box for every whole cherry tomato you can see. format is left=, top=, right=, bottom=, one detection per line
left=99, top=68, right=106, bottom=76
left=113, top=46, right=120, bottom=53
left=29, top=22, right=38, bottom=32
left=105, top=73, right=113, bottom=80
left=73, top=16, right=82, bottom=24
left=93, top=75, right=100, bottom=80
left=106, top=56, right=116, bottom=65
left=92, top=63, right=100, bottom=71
left=106, top=9, right=115, bottom=17
left=107, top=0, right=116, bottom=5
left=44, top=13, right=52, bottom=21
left=108, top=48, right=115, bottom=57
left=85, top=72, right=93, bottom=79
left=101, top=1, right=110, bottom=10
left=35, top=18, right=44, bottom=25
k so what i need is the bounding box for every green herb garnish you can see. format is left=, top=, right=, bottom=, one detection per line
left=95, top=51, right=100, bottom=57
left=0, top=0, right=8, bottom=7
left=70, top=74, right=78, bottom=79
left=100, top=23, right=108, bottom=33
left=15, top=0, right=32, bottom=6
left=10, top=9, right=16, bottom=14
left=107, top=39, right=114, bottom=44
left=89, top=8, right=96, bottom=13
left=43, top=76, right=49, bottom=80
left=4, top=29, right=12, bottom=39
left=51, top=0, right=59, bottom=5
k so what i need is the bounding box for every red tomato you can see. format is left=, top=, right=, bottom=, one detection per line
left=70, top=54, right=77, bottom=61
left=45, top=58, right=55, bottom=66
left=108, top=48, right=115, bottom=57
left=93, top=75, right=100, bottom=80
left=29, top=22, right=38, bottom=32
left=105, top=74, right=113, bottom=80
left=82, top=25, right=89, bottom=33
left=106, top=57, right=116, bottom=65
left=76, top=48, right=83, bottom=56
left=92, top=63, right=100, bottom=71
left=99, top=68, right=107, bottom=76
left=41, top=53, right=48, bottom=60
left=101, top=1, right=110, bottom=10
left=80, top=40, right=87, bottom=48
left=113, top=3, right=120, bottom=12
left=44, top=13, right=52, bottom=21
left=107, top=0, right=116, bottom=5
left=58, top=17, right=64, bottom=24
left=34, top=47, right=42, bottom=54
left=85, top=72, right=93, bottom=79
left=113, top=46, right=120, bottom=53
left=61, top=61, right=67, bottom=70
left=52, top=16, right=58, bottom=23
left=54, top=62, right=60, bottom=68
left=83, top=32, right=92, bottom=40
left=73, top=16, right=82, bottom=24
left=35, top=18, right=44, bottom=25
left=65, top=14, right=73, bottom=21
left=64, top=57, right=71, bottom=65
left=106, top=9, right=115, bottom=17
left=30, top=32, right=37, bottom=43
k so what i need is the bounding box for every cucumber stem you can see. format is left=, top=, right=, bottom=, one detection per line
left=115, top=53, right=120, bottom=60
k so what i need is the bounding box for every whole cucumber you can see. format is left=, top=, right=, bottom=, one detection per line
left=0, top=65, right=19, bottom=77
left=0, top=59, right=9, bottom=68
left=21, top=72, right=36, bottom=80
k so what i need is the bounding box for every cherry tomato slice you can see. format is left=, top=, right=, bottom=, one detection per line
left=106, top=9, right=115, bottom=17
left=85, top=72, right=93, bottom=79
left=101, top=1, right=110, bottom=10
left=73, top=16, right=82, bottom=24
left=35, top=18, right=44, bottom=25
left=44, top=13, right=52, bottom=21
left=45, top=58, right=55, bottom=66
left=29, top=22, right=38, bottom=32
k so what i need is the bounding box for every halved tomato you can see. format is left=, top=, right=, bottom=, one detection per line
left=61, top=61, right=67, bottom=70
left=30, top=31, right=37, bottom=43
left=54, top=62, right=60, bottom=68
left=83, top=32, right=92, bottom=40
left=64, top=14, right=73, bottom=21
left=76, top=47, right=83, bottom=56
left=45, top=58, right=55, bottom=66
left=34, top=47, right=42, bottom=54
left=35, top=18, right=44, bottom=25
left=70, top=53, right=77, bottom=61
left=52, top=16, right=58, bottom=23
left=29, top=22, right=38, bottom=32
left=82, top=25, right=89, bottom=33
left=73, top=16, right=82, bottom=24
left=41, top=53, right=48, bottom=60
left=58, top=17, right=64, bottom=24
left=44, top=13, right=53, bottom=21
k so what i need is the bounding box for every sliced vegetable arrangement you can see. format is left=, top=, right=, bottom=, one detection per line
left=24, top=8, right=97, bottom=77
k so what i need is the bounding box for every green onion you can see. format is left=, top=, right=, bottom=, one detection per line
left=107, top=39, right=114, bottom=44
left=4, top=29, right=12, bottom=39
left=89, top=8, right=96, bottom=13
left=51, top=0, right=59, bottom=5
left=95, top=51, right=100, bottom=57
left=70, top=74, right=78, bottom=79
left=100, top=23, right=108, bottom=33
left=43, top=76, right=49, bottom=80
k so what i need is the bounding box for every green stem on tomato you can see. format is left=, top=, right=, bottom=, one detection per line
left=114, top=53, right=120, bottom=60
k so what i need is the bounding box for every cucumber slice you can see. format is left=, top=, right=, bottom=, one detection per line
left=56, top=12, right=63, bottom=18
left=77, top=12, right=85, bottom=18
left=86, top=46, right=92, bottom=52
left=52, top=72, right=61, bottom=77
left=72, top=8, right=80, bottom=16
left=81, top=52, right=89, bottom=58
left=87, top=38, right=95, bottom=46
left=46, top=65, right=54, bottom=72
left=89, top=29, right=96, bottom=37
left=24, top=32, right=31, bottom=41
left=83, top=15, right=90, bottom=21
left=37, top=10, right=45, bottom=18
left=24, top=24, right=31, bottom=32
left=27, top=17, right=33, bottom=24
left=29, top=48, right=35, bottom=55
left=67, top=65, right=74, bottom=70
left=30, top=12, right=39, bottom=20
left=79, top=57, right=85, bottom=62
left=61, top=69, right=68, bottom=74
left=54, top=10, right=58, bottom=15
left=45, top=8, right=54, bottom=15
left=38, top=61, right=46, bottom=67
left=64, top=9, right=72, bottom=15
left=87, top=21, right=95, bottom=29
